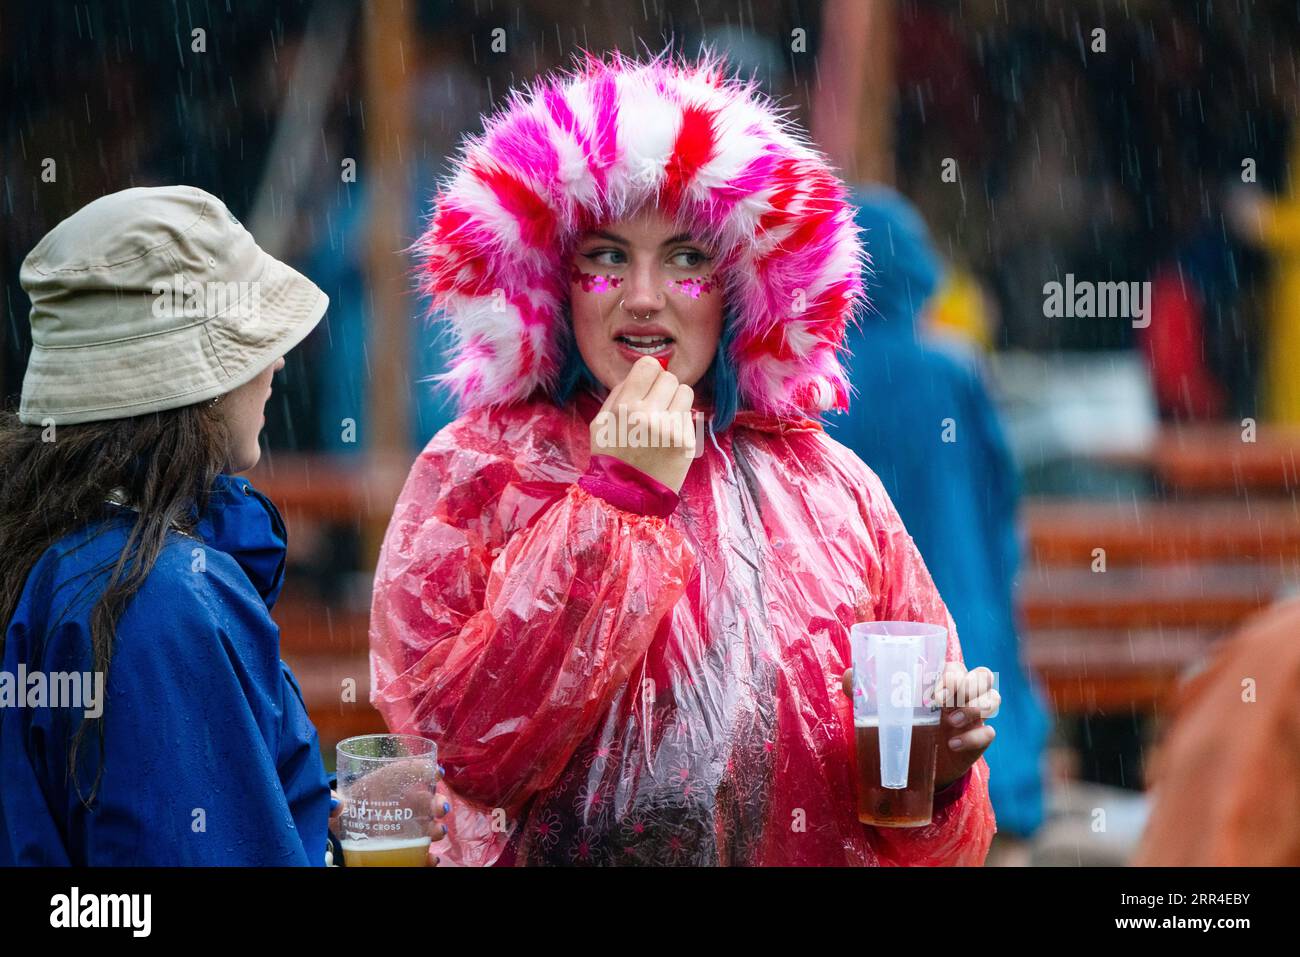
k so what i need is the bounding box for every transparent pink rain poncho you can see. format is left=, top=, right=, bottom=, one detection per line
left=369, top=389, right=996, bottom=866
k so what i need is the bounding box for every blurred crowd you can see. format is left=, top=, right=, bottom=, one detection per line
left=7, top=1, right=1300, bottom=440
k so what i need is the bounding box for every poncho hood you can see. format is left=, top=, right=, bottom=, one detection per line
left=414, top=49, right=867, bottom=420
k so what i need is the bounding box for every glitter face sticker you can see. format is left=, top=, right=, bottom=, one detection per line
left=570, top=264, right=623, bottom=293
left=571, top=263, right=719, bottom=299
left=667, top=275, right=717, bottom=299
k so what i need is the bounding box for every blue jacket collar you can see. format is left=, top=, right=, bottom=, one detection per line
left=193, top=473, right=288, bottom=609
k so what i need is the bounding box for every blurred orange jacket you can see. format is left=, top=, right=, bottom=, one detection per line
left=1134, top=597, right=1300, bottom=866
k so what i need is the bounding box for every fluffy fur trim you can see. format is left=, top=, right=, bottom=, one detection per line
left=414, top=48, right=866, bottom=418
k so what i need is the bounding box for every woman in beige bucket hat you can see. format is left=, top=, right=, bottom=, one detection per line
left=0, top=186, right=448, bottom=865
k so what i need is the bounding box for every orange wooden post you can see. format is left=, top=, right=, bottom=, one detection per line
left=362, top=1, right=415, bottom=558
left=812, top=0, right=896, bottom=186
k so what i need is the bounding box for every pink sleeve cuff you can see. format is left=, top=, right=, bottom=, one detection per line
left=932, top=768, right=972, bottom=813
left=578, top=453, right=680, bottom=518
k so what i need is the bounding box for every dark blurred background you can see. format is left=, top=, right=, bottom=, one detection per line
left=7, top=1, right=1298, bottom=437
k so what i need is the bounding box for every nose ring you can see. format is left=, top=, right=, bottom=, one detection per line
left=620, top=298, right=658, bottom=322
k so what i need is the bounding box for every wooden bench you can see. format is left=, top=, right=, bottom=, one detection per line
left=1020, top=498, right=1300, bottom=713
left=1025, top=627, right=1218, bottom=713
left=1151, top=423, right=1300, bottom=494
left=1018, top=420, right=1300, bottom=713
left=1022, top=499, right=1300, bottom=565
left=274, top=559, right=1285, bottom=727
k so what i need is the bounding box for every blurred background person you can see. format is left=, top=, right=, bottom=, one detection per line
left=1226, top=15, right=1300, bottom=424
left=824, top=186, right=1051, bottom=861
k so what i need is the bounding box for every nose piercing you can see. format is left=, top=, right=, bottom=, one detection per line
left=620, top=299, right=653, bottom=322
left=618, top=293, right=665, bottom=323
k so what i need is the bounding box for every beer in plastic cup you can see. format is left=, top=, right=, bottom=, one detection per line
left=339, top=836, right=432, bottom=867
left=336, top=733, right=438, bottom=867
left=849, top=622, right=948, bottom=827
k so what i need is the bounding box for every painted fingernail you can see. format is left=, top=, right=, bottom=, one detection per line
left=330, top=796, right=340, bottom=811
left=441, top=823, right=449, bottom=836
left=949, top=737, right=963, bottom=750
left=950, top=711, right=967, bottom=726
left=437, top=764, right=445, bottom=776
left=443, top=801, right=451, bottom=814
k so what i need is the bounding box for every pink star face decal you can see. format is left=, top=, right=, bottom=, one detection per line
left=570, top=264, right=623, bottom=293
left=667, top=274, right=717, bottom=299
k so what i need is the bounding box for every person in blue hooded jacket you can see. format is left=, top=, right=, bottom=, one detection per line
left=824, top=186, right=1051, bottom=842
left=0, top=186, right=446, bottom=866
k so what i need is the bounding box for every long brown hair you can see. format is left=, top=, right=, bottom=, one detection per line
left=0, top=402, right=231, bottom=805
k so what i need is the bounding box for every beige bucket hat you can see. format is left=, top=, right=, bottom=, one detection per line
left=18, top=185, right=328, bottom=425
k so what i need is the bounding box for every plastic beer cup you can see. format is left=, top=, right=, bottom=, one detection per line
left=850, top=622, right=948, bottom=827
left=336, top=734, right=438, bottom=866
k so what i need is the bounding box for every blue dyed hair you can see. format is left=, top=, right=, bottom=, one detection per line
left=550, top=305, right=740, bottom=433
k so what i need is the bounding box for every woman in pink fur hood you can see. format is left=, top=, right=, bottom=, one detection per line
left=369, top=49, right=998, bottom=866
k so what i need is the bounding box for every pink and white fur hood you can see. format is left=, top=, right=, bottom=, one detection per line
left=414, top=48, right=867, bottom=420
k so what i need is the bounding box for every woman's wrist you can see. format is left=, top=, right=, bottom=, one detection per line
left=932, top=768, right=972, bottom=811
left=578, top=453, right=680, bottom=518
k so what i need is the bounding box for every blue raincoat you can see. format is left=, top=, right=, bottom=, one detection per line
left=825, top=186, right=1051, bottom=837
left=0, top=474, right=331, bottom=865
